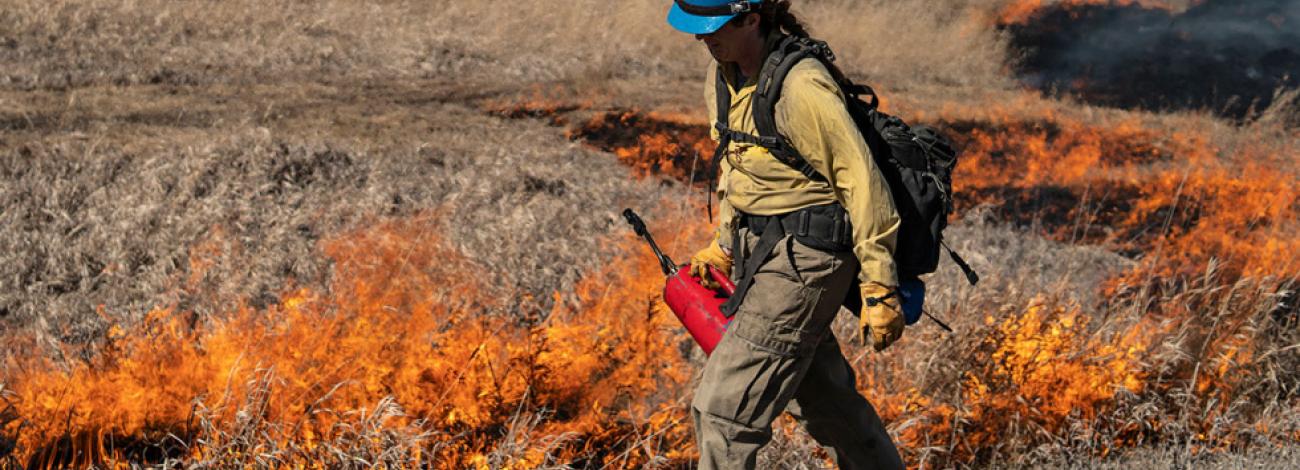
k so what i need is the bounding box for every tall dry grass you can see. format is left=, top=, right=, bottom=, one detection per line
left=2, top=0, right=1297, bottom=468
left=0, top=0, right=1013, bottom=90
left=0, top=0, right=1022, bottom=351
left=0, top=99, right=674, bottom=361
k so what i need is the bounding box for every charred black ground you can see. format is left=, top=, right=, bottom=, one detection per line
left=1005, top=0, right=1300, bottom=120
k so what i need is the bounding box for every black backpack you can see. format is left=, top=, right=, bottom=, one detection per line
left=710, top=35, right=979, bottom=286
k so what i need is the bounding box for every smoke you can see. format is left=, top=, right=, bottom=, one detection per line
left=1005, top=0, right=1300, bottom=120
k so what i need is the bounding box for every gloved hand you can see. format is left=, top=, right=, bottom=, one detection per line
left=860, top=282, right=904, bottom=351
left=689, top=237, right=732, bottom=290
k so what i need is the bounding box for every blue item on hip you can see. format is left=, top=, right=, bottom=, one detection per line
left=899, top=279, right=925, bottom=325
left=667, top=0, right=763, bottom=35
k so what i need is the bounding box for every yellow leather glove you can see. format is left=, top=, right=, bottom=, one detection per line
left=689, top=237, right=732, bottom=290
left=860, top=282, right=904, bottom=351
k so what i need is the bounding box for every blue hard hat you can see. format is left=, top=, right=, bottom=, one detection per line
left=667, top=0, right=763, bottom=35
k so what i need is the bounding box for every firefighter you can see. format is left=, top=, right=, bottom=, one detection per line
left=668, top=0, right=906, bottom=468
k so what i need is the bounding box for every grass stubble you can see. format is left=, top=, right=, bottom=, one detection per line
left=1, top=0, right=1297, bottom=468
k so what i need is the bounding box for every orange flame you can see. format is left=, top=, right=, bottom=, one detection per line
left=936, top=99, right=1299, bottom=281
left=2, top=211, right=704, bottom=468
left=3, top=91, right=1295, bottom=468
left=573, top=110, right=715, bottom=182
left=997, top=0, right=1180, bottom=25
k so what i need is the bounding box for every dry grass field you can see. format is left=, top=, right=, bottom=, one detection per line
left=2, top=0, right=1297, bottom=468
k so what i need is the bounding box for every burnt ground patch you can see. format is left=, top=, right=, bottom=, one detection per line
left=571, top=110, right=715, bottom=183
left=1004, top=0, right=1300, bottom=121
left=957, top=182, right=1148, bottom=250
left=964, top=179, right=1213, bottom=260
left=19, top=430, right=189, bottom=470
left=492, top=104, right=717, bottom=184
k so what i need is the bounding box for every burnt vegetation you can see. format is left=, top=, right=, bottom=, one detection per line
left=1, top=0, right=1298, bottom=468
left=1005, top=0, right=1300, bottom=121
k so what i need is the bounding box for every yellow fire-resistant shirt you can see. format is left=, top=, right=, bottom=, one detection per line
left=706, top=58, right=901, bottom=287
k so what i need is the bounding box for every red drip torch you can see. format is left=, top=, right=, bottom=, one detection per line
left=623, top=209, right=735, bottom=355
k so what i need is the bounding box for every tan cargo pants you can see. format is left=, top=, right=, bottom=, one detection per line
left=692, top=228, right=903, bottom=469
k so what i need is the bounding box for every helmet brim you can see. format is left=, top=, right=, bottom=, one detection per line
left=667, top=2, right=735, bottom=35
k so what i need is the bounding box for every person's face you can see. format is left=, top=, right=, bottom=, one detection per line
left=694, top=13, right=762, bottom=63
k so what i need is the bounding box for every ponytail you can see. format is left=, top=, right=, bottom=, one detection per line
left=759, top=1, right=850, bottom=83
left=759, top=0, right=810, bottom=38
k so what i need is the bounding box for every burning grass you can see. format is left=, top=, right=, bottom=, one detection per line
left=487, top=99, right=718, bottom=184
left=5, top=90, right=1295, bottom=469
left=934, top=104, right=1300, bottom=282
left=483, top=92, right=1299, bottom=466
left=2, top=0, right=1298, bottom=468
left=2, top=212, right=703, bottom=468
left=520, top=90, right=1299, bottom=284
left=861, top=272, right=1298, bottom=466
left=997, top=0, right=1186, bottom=25
left=572, top=110, right=715, bottom=183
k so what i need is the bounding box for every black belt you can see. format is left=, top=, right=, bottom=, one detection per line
left=719, top=203, right=853, bottom=317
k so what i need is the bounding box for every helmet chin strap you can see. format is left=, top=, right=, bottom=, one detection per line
left=675, top=0, right=758, bottom=17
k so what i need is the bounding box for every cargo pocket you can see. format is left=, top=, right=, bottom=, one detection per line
left=732, top=265, right=825, bottom=358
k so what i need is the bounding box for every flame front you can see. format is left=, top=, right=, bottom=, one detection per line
left=2, top=213, right=700, bottom=468
left=997, top=0, right=1181, bottom=25
left=554, top=92, right=1298, bottom=464
left=3, top=79, right=1298, bottom=469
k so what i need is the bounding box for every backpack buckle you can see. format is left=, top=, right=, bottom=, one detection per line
left=804, top=39, right=835, bottom=62
left=756, top=135, right=783, bottom=148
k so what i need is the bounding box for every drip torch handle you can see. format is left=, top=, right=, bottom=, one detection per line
left=707, top=265, right=736, bottom=296
left=622, top=209, right=677, bottom=276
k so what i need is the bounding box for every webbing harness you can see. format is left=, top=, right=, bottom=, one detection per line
left=719, top=215, right=786, bottom=317
left=708, top=36, right=827, bottom=192
left=717, top=204, right=855, bottom=317
left=710, top=36, right=855, bottom=315
left=706, top=35, right=973, bottom=329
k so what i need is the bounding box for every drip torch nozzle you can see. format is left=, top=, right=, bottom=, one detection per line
left=622, top=209, right=678, bottom=276
left=622, top=209, right=648, bottom=237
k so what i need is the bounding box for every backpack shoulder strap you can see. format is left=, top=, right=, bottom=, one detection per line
left=714, top=64, right=731, bottom=130
left=712, top=64, right=770, bottom=148
left=706, top=64, right=733, bottom=220
left=709, top=63, right=795, bottom=180
left=751, top=36, right=827, bottom=183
